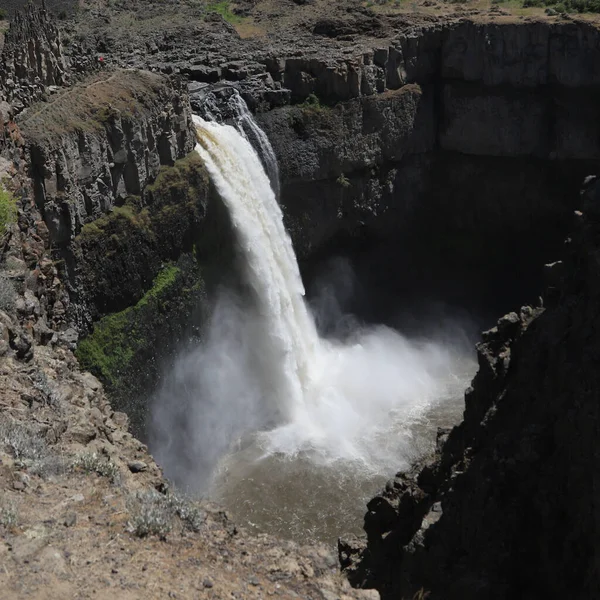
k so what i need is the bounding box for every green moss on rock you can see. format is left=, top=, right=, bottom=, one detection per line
left=136, top=264, right=180, bottom=308
left=75, top=254, right=207, bottom=437
left=73, top=152, right=210, bottom=316
left=72, top=152, right=220, bottom=435
left=0, top=186, right=17, bottom=234
left=76, top=263, right=182, bottom=388
left=146, top=152, right=207, bottom=206
left=79, top=200, right=153, bottom=244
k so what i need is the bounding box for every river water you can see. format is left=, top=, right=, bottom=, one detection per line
left=150, top=97, right=477, bottom=544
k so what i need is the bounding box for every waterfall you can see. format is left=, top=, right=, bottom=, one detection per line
left=228, top=94, right=281, bottom=198
left=151, top=98, right=470, bottom=496
left=193, top=113, right=317, bottom=423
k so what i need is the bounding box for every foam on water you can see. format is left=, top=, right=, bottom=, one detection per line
left=150, top=100, right=474, bottom=540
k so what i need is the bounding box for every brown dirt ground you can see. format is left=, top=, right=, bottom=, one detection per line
left=0, top=339, right=377, bottom=600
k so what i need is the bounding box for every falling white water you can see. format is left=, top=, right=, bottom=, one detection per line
left=228, top=94, right=281, bottom=198
left=150, top=103, right=475, bottom=542
left=194, top=113, right=318, bottom=423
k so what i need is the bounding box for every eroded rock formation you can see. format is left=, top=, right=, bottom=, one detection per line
left=0, top=2, right=69, bottom=113
left=253, top=21, right=600, bottom=314
left=341, top=178, right=600, bottom=599
left=13, top=70, right=215, bottom=430
left=0, top=7, right=212, bottom=433
left=20, top=71, right=195, bottom=249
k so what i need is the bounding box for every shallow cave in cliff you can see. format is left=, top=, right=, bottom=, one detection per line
left=297, top=157, right=583, bottom=340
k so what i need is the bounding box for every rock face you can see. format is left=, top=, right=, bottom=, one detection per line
left=0, top=5, right=210, bottom=435
left=257, top=86, right=434, bottom=257
left=3, top=3, right=600, bottom=598
left=0, top=2, right=69, bottom=114
left=19, top=70, right=195, bottom=250
left=341, top=180, right=600, bottom=599
left=254, top=19, right=600, bottom=313
left=41, top=5, right=600, bottom=313
left=16, top=69, right=202, bottom=321
left=14, top=70, right=218, bottom=433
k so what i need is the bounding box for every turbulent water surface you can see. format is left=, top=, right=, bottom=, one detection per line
left=150, top=97, right=476, bottom=543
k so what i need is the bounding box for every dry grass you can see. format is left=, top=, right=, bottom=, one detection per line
left=0, top=495, right=18, bottom=529
left=72, top=452, right=121, bottom=484
left=0, top=418, right=48, bottom=462
left=127, top=489, right=205, bottom=539
left=235, top=19, right=267, bottom=38
left=0, top=416, right=69, bottom=479
left=0, top=273, right=17, bottom=311
left=18, top=69, right=168, bottom=143
left=362, top=0, right=581, bottom=18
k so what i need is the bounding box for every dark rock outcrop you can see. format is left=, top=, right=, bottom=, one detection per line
left=0, top=2, right=69, bottom=114
left=1, top=48, right=212, bottom=436
left=342, top=177, right=600, bottom=599
left=258, top=85, right=434, bottom=258
left=46, top=7, right=600, bottom=317
left=19, top=70, right=195, bottom=247
left=239, top=20, right=600, bottom=316
left=16, top=69, right=198, bottom=327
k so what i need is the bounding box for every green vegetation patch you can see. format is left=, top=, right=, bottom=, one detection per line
left=79, top=200, right=152, bottom=242
left=79, top=199, right=153, bottom=244
left=299, top=93, right=328, bottom=113
left=76, top=263, right=182, bottom=388
left=337, top=173, right=351, bottom=188
left=136, top=264, right=180, bottom=308
left=78, top=153, right=209, bottom=254
left=206, top=1, right=243, bottom=24
left=146, top=152, right=208, bottom=211
left=0, top=186, right=17, bottom=234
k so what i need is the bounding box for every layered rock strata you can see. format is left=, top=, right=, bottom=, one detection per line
left=341, top=178, right=600, bottom=599
left=0, top=2, right=69, bottom=114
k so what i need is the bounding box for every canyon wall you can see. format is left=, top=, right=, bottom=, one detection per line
left=251, top=20, right=600, bottom=314
left=339, top=176, right=600, bottom=600
left=19, top=70, right=197, bottom=320
left=17, top=72, right=216, bottom=432
left=2, top=6, right=600, bottom=596
left=7, top=6, right=600, bottom=443
left=1, top=6, right=213, bottom=431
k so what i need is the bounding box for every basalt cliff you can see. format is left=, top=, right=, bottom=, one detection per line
left=0, top=0, right=599, bottom=598
left=339, top=177, right=600, bottom=599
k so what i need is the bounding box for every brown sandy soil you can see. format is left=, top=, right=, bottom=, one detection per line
left=0, top=346, right=378, bottom=600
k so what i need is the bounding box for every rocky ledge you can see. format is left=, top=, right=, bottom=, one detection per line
left=340, top=177, right=600, bottom=599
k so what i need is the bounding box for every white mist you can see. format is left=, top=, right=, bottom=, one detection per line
left=150, top=102, right=475, bottom=541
